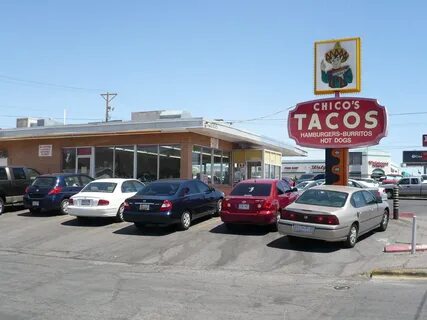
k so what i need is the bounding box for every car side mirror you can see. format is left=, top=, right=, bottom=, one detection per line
left=209, top=186, right=215, bottom=192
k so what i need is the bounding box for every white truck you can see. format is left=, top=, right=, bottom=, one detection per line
left=383, top=177, right=427, bottom=198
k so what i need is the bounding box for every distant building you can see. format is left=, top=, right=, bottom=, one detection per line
left=282, top=148, right=401, bottom=179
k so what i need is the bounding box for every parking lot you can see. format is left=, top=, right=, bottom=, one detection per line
left=0, top=200, right=426, bottom=320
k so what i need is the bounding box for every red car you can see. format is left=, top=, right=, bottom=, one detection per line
left=220, top=179, right=299, bottom=230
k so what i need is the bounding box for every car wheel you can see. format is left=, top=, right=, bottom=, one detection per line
left=344, top=223, right=358, bottom=248
left=59, top=199, right=70, bottom=215
left=0, top=197, right=5, bottom=215
left=213, top=199, right=222, bottom=217
left=378, top=209, right=389, bottom=232
left=178, top=211, right=191, bottom=230
left=115, top=203, right=125, bottom=222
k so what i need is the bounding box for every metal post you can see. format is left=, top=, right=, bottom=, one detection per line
left=393, top=184, right=399, bottom=219
left=411, top=215, right=417, bottom=254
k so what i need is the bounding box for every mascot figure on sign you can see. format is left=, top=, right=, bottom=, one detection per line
left=321, top=42, right=353, bottom=89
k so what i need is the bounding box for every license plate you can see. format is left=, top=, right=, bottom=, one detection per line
left=292, top=224, right=315, bottom=234
left=32, top=201, right=39, bottom=206
left=238, top=203, right=250, bottom=210
left=139, top=204, right=150, bottom=211
left=81, top=199, right=91, bottom=206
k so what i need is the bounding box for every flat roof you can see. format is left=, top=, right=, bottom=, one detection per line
left=0, top=117, right=306, bottom=157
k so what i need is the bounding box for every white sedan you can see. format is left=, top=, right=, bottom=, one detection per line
left=68, top=178, right=145, bottom=222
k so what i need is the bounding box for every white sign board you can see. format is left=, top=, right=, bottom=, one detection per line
left=38, top=145, right=52, bottom=157
left=210, top=138, right=219, bottom=149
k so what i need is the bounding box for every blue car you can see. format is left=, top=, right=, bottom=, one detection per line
left=123, top=179, right=224, bottom=231
left=24, top=173, right=94, bottom=214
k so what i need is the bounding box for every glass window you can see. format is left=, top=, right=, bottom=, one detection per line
left=362, top=190, right=377, bottom=205
left=121, top=181, right=137, bottom=193
left=350, top=152, right=362, bottom=165
left=64, top=176, right=81, bottom=187
left=264, top=164, right=270, bottom=179
left=351, top=191, right=366, bottom=208
left=159, top=145, right=181, bottom=179
left=32, top=177, right=57, bottom=188
left=26, top=168, right=40, bottom=180
left=82, top=182, right=117, bottom=193
left=137, top=145, right=158, bottom=183
left=62, top=148, right=76, bottom=173
left=138, top=182, right=181, bottom=196
left=296, top=189, right=348, bottom=208
left=192, top=146, right=201, bottom=180
left=222, top=152, right=230, bottom=185
left=230, top=183, right=272, bottom=196
left=131, top=180, right=145, bottom=192
left=187, top=181, right=200, bottom=195
left=79, top=175, right=93, bottom=186
left=12, top=168, right=26, bottom=180
left=277, top=181, right=285, bottom=195
left=411, top=178, right=420, bottom=184
left=399, top=178, right=410, bottom=185
left=201, top=147, right=212, bottom=184
left=195, top=180, right=210, bottom=193
left=213, top=150, right=222, bottom=185
left=114, top=146, right=134, bottom=178
left=0, top=168, right=7, bottom=180
left=95, top=147, right=114, bottom=178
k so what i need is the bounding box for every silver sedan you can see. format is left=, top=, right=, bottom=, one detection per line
left=278, top=185, right=390, bottom=248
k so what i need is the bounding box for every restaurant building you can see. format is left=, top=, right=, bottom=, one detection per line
left=0, top=110, right=306, bottom=193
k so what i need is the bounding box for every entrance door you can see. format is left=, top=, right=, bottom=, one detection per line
left=77, top=157, right=91, bottom=176
left=247, top=161, right=262, bottom=179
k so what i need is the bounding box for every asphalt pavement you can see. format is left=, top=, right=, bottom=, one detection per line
left=0, top=199, right=425, bottom=319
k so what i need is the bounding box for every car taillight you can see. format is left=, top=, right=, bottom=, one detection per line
left=257, top=200, right=274, bottom=210
left=223, top=198, right=231, bottom=208
left=160, top=200, right=172, bottom=212
left=98, top=199, right=109, bottom=206
left=313, top=215, right=339, bottom=225
left=48, top=186, right=62, bottom=195
left=68, top=198, right=74, bottom=205
left=281, top=210, right=297, bottom=220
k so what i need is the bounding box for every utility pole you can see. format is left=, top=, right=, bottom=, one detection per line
left=100, top=92, right=117, bottom=122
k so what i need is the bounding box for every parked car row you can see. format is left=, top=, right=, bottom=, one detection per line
left=3, top=169, right=390, bottom=248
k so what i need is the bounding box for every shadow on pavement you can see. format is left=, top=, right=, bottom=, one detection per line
left=267, top=235, right=342, bottom=253
left=114, top=224, right=176, bottom=236
left=18, top=210, right=62, bottom=217
left=210, top=223, right=270, bottom=236
left=61, top=217, right=115, bottom=227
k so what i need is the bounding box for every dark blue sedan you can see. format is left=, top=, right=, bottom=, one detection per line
left=123, top=179, right=224, bottom=230
left=24, top=173, right=94, bottom=214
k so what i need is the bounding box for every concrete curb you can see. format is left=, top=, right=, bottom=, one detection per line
left=384, top=243, right=427, bottom=253
left=370, top=268, right=427, bottom=279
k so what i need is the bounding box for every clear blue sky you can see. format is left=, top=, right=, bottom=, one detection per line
left=0, top=0, right=426, bottom=171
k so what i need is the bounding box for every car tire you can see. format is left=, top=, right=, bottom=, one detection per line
left=344, top=223, right=358, bottom=248
left=378, top=209, right=389, bottom=232
left=115, top=203, right=125, bottom=223
left=0, top=197, right=5, bottom=215
left=213, top=199, right=222, bottom=217
left=178, top=211, right=191, bottom=231
left=59, top=199, right=70, bottom=215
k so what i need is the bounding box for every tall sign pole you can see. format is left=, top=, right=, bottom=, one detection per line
left=288, top=37, right=388, bottom=186
left=101, top=92, right=117, bottom=122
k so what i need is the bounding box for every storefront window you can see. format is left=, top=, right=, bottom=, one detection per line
left=201, top=147, right=212, bottom=183
left=213, top=150, right=222, bottom=184
left=137, top=145, right=158, bottom=183
left=192, top=146, right=201, bottom=180
left=159, top=145, right=181, bottom=179
left=62, top=148, right=76, bottom=173
left=95, top=147, right=114, bottom=178
left=222, top=152, right=230, bottom=185
left=115, top=146, right=134, bottom=178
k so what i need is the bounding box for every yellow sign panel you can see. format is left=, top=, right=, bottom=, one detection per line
left=314, top=37, right=361, bottom=95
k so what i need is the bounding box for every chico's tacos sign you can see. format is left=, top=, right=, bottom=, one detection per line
left=288, top=97, right=388, bottom=148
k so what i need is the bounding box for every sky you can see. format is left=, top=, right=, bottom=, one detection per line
left=0, top=0, right=426, bottom=173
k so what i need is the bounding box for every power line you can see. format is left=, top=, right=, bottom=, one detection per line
left=0, top=74, right=104, bottom=92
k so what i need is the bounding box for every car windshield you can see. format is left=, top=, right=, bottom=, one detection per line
left=296, top=189, right=348, bottom=207
left=230, top=183, right=272, bottom=196
left=32, top=177, right=56, bottom=188
left=137, top=182, right=181, bottom=196
left=82, top=182, right=117, bottom=193
left=295, top=181, right=309, bottom=189
left=299, top=174, right=314, bottom=180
